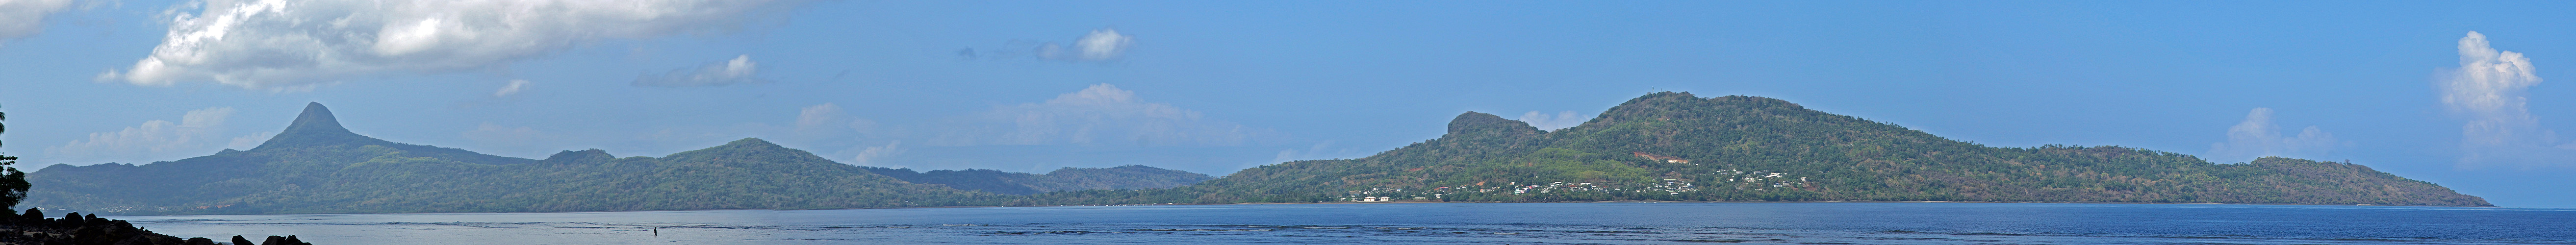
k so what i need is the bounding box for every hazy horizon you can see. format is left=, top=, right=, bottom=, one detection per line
left=3, top=0, right=2574, bottom=208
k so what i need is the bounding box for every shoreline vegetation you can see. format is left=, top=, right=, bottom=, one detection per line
left=21, top=93, right=2494, bottom=217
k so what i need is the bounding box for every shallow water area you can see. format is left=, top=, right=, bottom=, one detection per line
left=108, top=202, right=2576, bottom=245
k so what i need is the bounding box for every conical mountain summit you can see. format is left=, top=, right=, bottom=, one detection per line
left=253, top=102, right=394, bottom=151
left=284, top=102, right=349, bottom=136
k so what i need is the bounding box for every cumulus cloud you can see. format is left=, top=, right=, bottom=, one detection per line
left=633, top=54, right=765, bottom=87
left=493, top=79, right=530, bottom=97
left=2205, top=108, right=2338, bottom=163
left=0, top=0, right=76, bottom=44
left=98, top=0, right=806, bottom=90
left=1071, top=28, right=1133, bottom=61
left=2439, top=31, right=2576, bottom=168
left=931, top=83, right=1264, bottom=147
left=1517, top=111, right=1588, bottom=130
left=967, top=28, right=1134, bottom=62
left=46, top=107, right=241, bottom=163
left=844, top=141, right=904, bottom=168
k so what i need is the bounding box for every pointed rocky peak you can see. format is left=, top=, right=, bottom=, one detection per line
left=253, top=102, right=391, bottom=150
left=1445, top=111, right=1541, bottom=139
left=282, top=102, right=350, bottom=135
left=541, top=149, right=616, bottom=164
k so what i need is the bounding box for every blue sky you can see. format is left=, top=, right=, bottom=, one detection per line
left=3, top=0, right=2574, bottom=207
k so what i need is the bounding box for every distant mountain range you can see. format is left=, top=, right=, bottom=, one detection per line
left=22, top=103, right=1209, bottom=215
left=23, top=94, right=2490, bottom=215
left=866, top=166, right=1214, bottom=195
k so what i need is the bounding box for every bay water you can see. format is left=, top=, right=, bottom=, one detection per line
left=107, top=202, right=2575, bottom=245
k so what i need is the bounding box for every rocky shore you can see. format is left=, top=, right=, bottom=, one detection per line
left=0, top=208, right=313, bottom=245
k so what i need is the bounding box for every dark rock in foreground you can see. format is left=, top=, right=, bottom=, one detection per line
left=0, top=208, right=311, bottom=245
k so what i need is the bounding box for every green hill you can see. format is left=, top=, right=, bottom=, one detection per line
left=1030, top=92, right=2490, bottom=207
left=21, top=103, right=1203, bottom=215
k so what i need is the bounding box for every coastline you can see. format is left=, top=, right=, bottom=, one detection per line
left=1214, top=200, right=2502, bottom=207
left=96, top=199, right=2503, bottom=218
left=101, top=198, right=2569, bottom=245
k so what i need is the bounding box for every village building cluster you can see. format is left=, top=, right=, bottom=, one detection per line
left=1339, top=169, right=1812, bottom=202
left=1714, top=169, right=1809, bottom=190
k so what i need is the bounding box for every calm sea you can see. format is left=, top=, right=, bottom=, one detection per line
left=107, top=202, right=2575, bottom=245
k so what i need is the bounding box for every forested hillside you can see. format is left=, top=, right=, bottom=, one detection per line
left=23, top=95, right=2493, bottom=216
left=1025, top=92, right=2490, bottom=207
left=22, top=103, right=1181, bottom=215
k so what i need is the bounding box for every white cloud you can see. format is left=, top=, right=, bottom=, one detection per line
left=99, top=0, right=806, bottom=90
left=2439, top=31, right=2576, bottom=168
left=46, top=107, right=240, bottom=163
left=493, top=79, right=530, bottom=97
left=1073, top=28, right=1132, bottom=61
left=634, top=54, right=765, bottom=87
left=1517, top=111, right=1588, bottom=130
left=2205, top=108, right=2338, bottom=163
left=0, top=0, right=76, bottom=44
left=931, top=83, right=1264, bottom=147
left=845, top=141, right=903, bottom=168
left=1016, top=28, right=1133, bottom=62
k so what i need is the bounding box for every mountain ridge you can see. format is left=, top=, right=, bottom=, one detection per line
left=864, top=165, right=1216, bottom=195
left=20, top=94, right=2491, bottom=215
left=22, top=103, right=1212, bottom=215
left=1026, top=92, right=2490, bottom=207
